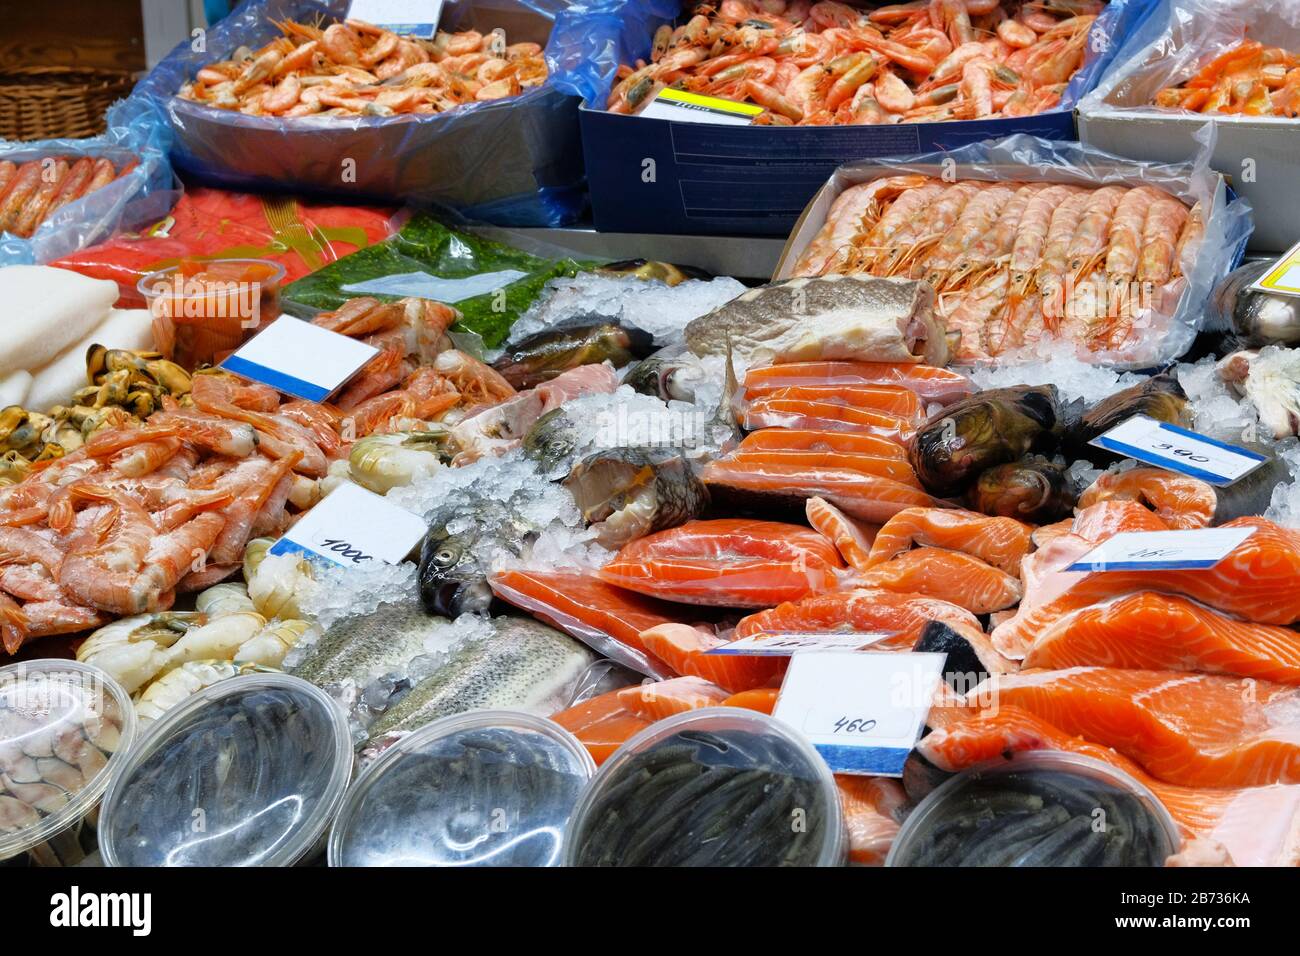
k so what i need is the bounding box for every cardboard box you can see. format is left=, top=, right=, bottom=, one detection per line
left=1077, top=3, right=1299, bottom=254
left=580, top=0, right=1154, bottom=237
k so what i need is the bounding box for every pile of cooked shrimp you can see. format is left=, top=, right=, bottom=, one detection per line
left=1156, top=38, right=1300, bottom=116
left=608, top=0, right=1103, bottom=125
left=177, top=19, right=547, bottom=118
left=0, top=297, right=519, bottom=654
left=792, top=177, right=1202, bottom=363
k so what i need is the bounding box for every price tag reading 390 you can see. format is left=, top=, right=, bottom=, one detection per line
left=1089, top=414, right=1266, bottom=486
left=269, top=482, right=426, bottom=569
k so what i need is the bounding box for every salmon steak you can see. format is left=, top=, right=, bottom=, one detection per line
left=867, top=507, right=1033, bottom=575
left=837, top=776, right=908, bottom=866
left=734, top=587, right=983, bottom=648
left=702, top=460, right=935, bottom=524
left=975, top=666, right=1300, bottom=789
left=918, top=706, right=1300, bottom=867
left=805, top=496, right=880, bottom=571
left=734, top=428, right=908, bottom=461
left=551, top=689, right=652, bottom=766
left=1022, top=591, right=1300, bottom=683
left=1077, top=467, right=1217, bottom=530
left=741, top=397, right=917, bottom=443
left=638, top=623, right=786, bottom=693
left=850, top=547, right=1024, bottom=614
left=748, top=383, right=923, bottom=420
left=722, top=687, right=779, bottom=714
left=599, top=518, right=843, bottom=607
left=744, top=361, right=974, bottom=406
left=616, top=676, right=730, bottom=722
left=994, top=516, right=1300, bottom=659
left=490, top=569, right=683, bottom=678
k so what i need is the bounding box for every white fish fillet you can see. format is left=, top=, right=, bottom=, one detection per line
left=0, top=266, right=117, bottom=376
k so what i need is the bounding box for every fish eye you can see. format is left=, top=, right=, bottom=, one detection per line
left=434, top=547, right=457, bottom=566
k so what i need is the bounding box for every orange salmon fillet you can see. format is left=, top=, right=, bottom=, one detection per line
left=868, top=507, right=1033, bottom=575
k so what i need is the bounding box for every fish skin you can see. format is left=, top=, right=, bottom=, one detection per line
left=967, top=454, right=1077, bottom=525
left=288, top=602, right=436, bottom=691
left=685, top=275, right=947, bottom=367
left=1064, top=372, right=1190, bottom=461
left=493, top=322, right=652, bottom=390
left=367, top=617, right=597, bottom=740
left=563, top=446, right=710, bottom=549
left=972, top=666, right=1300, bottom=789
left=622, top=349, right=707, bottom=403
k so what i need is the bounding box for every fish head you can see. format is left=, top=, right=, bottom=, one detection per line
left=418, top=526, right=494, bottom=617
left=522, top=407, right=581, bottom=472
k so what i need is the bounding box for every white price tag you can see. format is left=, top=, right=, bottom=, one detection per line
left=639, top=88, right=764, bottom=125
left=1066, top=526, right=1256, bottom=572
left=1089, top=414, right=1267, bottom=486
left=347, top=0, right=444, bottom=37
left=221, top=315, right=379, bottom=403
left=707, top=632, right=891, bottom=656
left=773, top=652, right=946, bottom=776
left=269, top=482, right=427, bottom=568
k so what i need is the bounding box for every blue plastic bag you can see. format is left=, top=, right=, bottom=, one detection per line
left=128, top=0, right=633, bottom=227
left=0, top=98, right=178, bottom=267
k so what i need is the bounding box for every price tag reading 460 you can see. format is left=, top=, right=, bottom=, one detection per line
left=1066, top=526, right=1256, bottom=573
left=269, top=482, right=426, bottom=569
left=1089, top=414, right=1266, bottom=486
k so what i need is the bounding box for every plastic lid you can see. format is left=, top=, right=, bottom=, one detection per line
left=887, top=750, right=1182, bottom=867
left=0, top=660, right=136, bottom=861
left=564, top=707, right=845, bottom=867
left=98, top=673, right=352, bottom=867
left=329, top=710, right=595, bottom=867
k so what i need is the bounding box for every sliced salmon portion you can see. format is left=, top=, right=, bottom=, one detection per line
left=722, top=687, right=779, bottom=714
left=736, top=428, right=908, bottom=460
left=734, top=587, right=982, bottom=648
left=742, top=397, right=917, bottom=443
left=1023, top=591, right=1300, bottom=683
left=867, top=507, right=1033, bottom=575
left=616, top=676, right=730, bottom=722
left=599, top=518, right=843, bottom=607
left=1031, top=518, right=1074, bottom=548
left=918, top=706, right=1300, bottom=867
left=702, top=460, right=935, bottom=524
left=550, top=690, right=652, bottom=765
left=806, top=496, right=880, bottom=571
left=639, top=623, right=787, bottom=693
left=753, top=384, right=922, bottom=420
left=850, top=547, right=1023, bottom=614
left=837, top=776, right=907, bottom=866
left=490, top=569, right=682, bottom=677
left=1071, top=499, right=1171, bottom=541
left=994, top=517, right=1300, bottom=659
left=1078, top=467, right=1217, bottom=530
left=744, top=361, right=974, bottom=405
left=725, top=449, right=921, bottom=486
left=980, top=666, right=1300, bottom=788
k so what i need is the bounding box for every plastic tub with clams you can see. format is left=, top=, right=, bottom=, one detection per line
left=0, top=660, right=135, bottom=863
left=887, top=751, right=1181, bottom=867
left=98, top=673, right=352, bottom=867
left=330, top=710, right=594, bottom=867
left=564, top=707, right=845, bottom=867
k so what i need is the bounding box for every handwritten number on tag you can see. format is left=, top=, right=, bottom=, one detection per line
left=832, top=717, right=878, bottom=734
left=319, top=538, right=374, bottom=564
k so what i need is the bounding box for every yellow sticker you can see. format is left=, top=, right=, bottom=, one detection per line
left=1251, top=240, right=1300, bottom=298
left=640, top=87, right=764, bottom=125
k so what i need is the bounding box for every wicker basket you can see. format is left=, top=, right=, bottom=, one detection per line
left=0, top=66, right=137, bottom=142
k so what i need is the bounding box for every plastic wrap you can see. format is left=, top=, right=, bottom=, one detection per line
left=50, top=187, right=398, bottom=306
left=128, top=0, right=638, bottom=226
left=280, top=212, right=589, bottom=347
left=1080, top=0, right=1300, bottom=114
left=0, top=101, right=177, bottom=267
left=776, top=132, right=1253, bottom=368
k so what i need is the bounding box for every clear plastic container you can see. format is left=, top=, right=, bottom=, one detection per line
left=137, top=257, right=285, bottom=367
left=329, top=710, right=595, bottom=868
left=0, top=659, right=136, bottom=862
left=98, top=673, right=351, bottom=867
left=564, top=707, right=846, bottom=867
left=887, top=750, right=1182, bottom=867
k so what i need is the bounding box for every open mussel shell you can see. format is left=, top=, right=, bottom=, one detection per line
left=328, top=711, right=594, bottom=867
left=0, top=660, right=136, bottom=862
left=98, top=673, right=351, bottom=867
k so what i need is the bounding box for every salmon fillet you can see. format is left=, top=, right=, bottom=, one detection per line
left=744, top=361, right=973, bottom=405
left=638, top=623, right=786, bottom=693
left=616, top=676, right=730, bottom=722
left=1078, top=467, right=1217, bottom=530
left=851, top=547, right=1023, bottom=614
left=976, top=667, right=1300, bottom=788
left=837, top=775, right=907, bottom=866
left=735, top=428, right=908, bottom=460
left=734, top=587, right=983, bottom=645
left=741, top=397, right=917, bottom=443
left=867, top=507, right=1033, bottom=575
left=806, top=496, right=880, bottom=571
left=751, top=383, right=923, bottom=420
left=702, top=460, right=935, bottom=524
